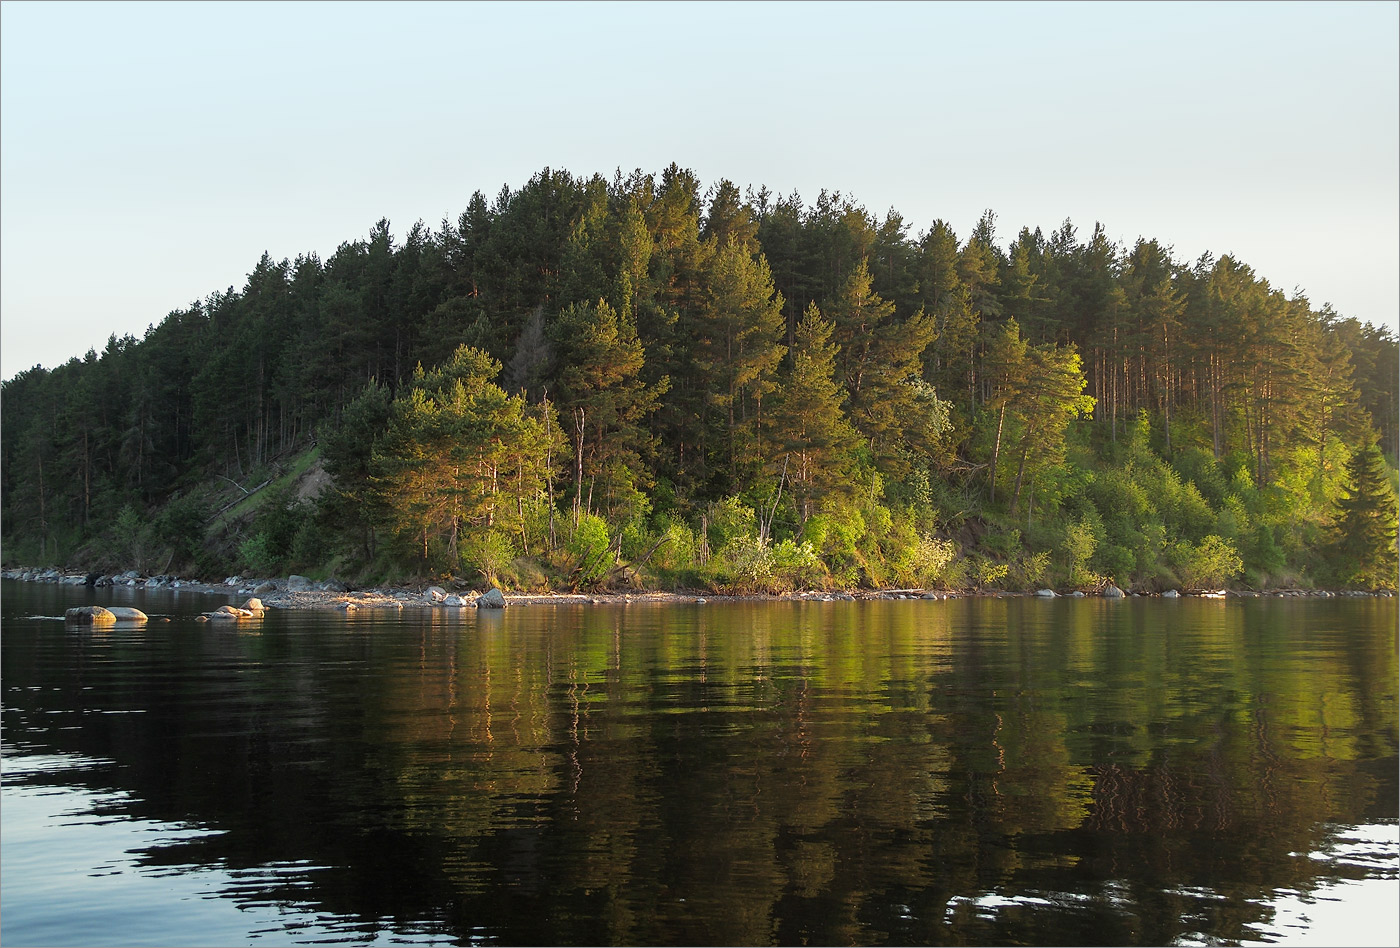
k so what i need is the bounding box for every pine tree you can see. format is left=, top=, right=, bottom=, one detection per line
left=767, top=304, right=858, bottom=525
left=552, top=300, right=667, bottom=522
left=694, top=238, right=787, bottom=484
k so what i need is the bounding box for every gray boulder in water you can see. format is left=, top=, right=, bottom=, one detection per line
left=65, top=606, right=116, bottom=625
left=476, top=587, right=507, bottom=609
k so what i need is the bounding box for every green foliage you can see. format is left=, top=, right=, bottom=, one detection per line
left=970, top=556, right=1010, bottom=590
left=462, top=529, right=518, bottom=587
left=709, top=534, right=771, bottom=592
left=651, top=522, right=701, bottom=573
left=707, top=535, right=827, bottom=594
left=4, top=163, right=1391, bottom=593
left=111, top=504, right=154, bottom=572
left=897, top=534, right=959, bottom=588
left=1095, top=545, right=1135, bottom=587
left=151, top=495, right=209, bottom=572
left=369, top=346, right=557, bottom=572
left=1328, top=442, right=1399, bottom=589
left=566, top=513, right=614, bottom=588
left=769, top=539, right=827, bottom=590
left=1170, top=535, right=1244, bottom=590
left=239, top=531, right=281, bottom=575
left=1062, top=516, right=1101, bottom=587
left=704, top=496, right=757, bottom=556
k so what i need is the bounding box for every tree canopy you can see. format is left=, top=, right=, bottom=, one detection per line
left=3, top=165, right=1395, bottom=592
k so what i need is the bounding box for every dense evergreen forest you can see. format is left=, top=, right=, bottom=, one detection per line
left=3, top=165, right=1397, bottom=592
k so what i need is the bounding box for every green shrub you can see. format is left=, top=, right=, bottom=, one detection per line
left=566, top=514, right=614, bottom=587
left=965, top=555, right=1009, bottom=590
left=462, top=529, right=517, bottom=587
left=1090, top=468, right=1152, bottom=522
left=152, top=495, right=209, bottom=570
left=711, top=534, right=772, bottom=592
left=1214, top=494, right=1250, bottom=544
left=705, top=496, right=756, bottom=556
left=1097, top=544, right=1136, bottom=588
left=652, top=523, right=700, bottom=572
left=769, top=539, right=827, bottom=591
left=239, top=531, right=280, bottom=575
left=112, top=504, right=154, bottom=572
left=1062, top=516, right=1101, bottom=587
left=1173, top=447, right=1228, bottom=505
left=1247, top=523, right=1286, bottom=578
left=900, top=535, right=959, bottom=588
left=1004, top=549, right=1050, bottom=590
left=289, top=516, right=330, bottom=570
left=1170, top=534, right=1243, bottom=589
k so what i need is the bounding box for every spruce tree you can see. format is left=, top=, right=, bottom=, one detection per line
left=1331, top=442, right=1399, bottom=589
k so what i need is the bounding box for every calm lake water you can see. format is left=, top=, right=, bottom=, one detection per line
left=2, top=579, right=1396, bottom=947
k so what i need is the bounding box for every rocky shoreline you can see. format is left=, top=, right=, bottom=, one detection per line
left=4, top=566, right=1390, bottom=613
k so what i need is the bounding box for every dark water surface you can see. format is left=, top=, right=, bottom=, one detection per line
left=3, top=579, right=1396, bottom=946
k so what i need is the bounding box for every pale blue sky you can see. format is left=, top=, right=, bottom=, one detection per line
left=3, top=0, right=1397, bottom=379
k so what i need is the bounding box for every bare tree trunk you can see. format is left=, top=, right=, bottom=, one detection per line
left=989, top=403, right=1006, bottom=502
left=573, top=407, right=585, bottom=528
left=1010, top=423, right=1036, bottom=515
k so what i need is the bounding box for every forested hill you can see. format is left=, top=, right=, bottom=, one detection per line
left=3, top=165, right=1397, bottom=592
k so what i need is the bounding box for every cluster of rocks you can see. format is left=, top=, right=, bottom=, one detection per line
left=4, top=568, right=222, bottom=591
left=423, top=585, right=507, bottom=609
left=8, top=567, right=1391, bottom=608
left=196, top=598, right=266, bottom=622
left=1035, top=586, right=1128, bottom=598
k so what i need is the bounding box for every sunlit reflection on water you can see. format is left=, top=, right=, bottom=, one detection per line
left=1239, top=822, right=1399, bottom=946
left=2, top=749, right=458, bottom=947
left=2, top=586, right=1396, bottom=946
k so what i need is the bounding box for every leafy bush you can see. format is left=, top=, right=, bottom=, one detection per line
left=1173, top=447, right=1228, bottom=505
left=965, top=555, right=1009, bottom=590
left=710, top=534, right=772, bottom=592
left=1008, top=549, right=1051, bottom=590
left=769, top=538, right=827, bottom=590
left=1170, top=534, right=1243, bottom=589
left=651, top=522, right=700, bottom=572
left=239, top=531, right=280, bottom=575
left=462, top=529, right=517, bottom=586
left=899, top=535, right=959, bottom=588
left=1062, top=516, right=1101, bottom=587
left=288, top=516, right=330, bottom=571
left=707, top=536, right=827, bottom=594
left=1089, top=468, right=1152, bottom=523
left=566, top=514, right=614, bottom=587
left=1214, top=493, right=1250, bottom=543
left=705, top=496, right=756, bottom=559
left=1097, top=543, right=1136, bottom=587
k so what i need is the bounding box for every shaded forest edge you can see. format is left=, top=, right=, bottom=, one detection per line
left=3, top=165, right=1397, bottom=595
